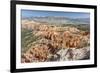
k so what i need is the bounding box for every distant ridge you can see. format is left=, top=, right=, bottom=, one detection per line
left=22, top=16, right=90, bottom=25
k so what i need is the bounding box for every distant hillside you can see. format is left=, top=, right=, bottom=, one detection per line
left=22, top=16, right=90, bottom=25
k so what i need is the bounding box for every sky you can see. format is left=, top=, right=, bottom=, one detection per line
left=21, top=9, right=90, bottom=19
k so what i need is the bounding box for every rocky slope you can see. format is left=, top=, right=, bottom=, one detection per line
left=21, top=20, right=90, bottom=63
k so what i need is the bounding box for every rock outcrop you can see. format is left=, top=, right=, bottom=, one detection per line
left=21, top=20, right=90, bottom=63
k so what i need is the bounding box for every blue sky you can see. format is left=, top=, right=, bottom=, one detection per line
left=21, top=9, right=90, bottom=19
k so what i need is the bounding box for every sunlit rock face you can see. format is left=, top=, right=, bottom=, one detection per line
left=56, top=47, right=90, bottom=61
